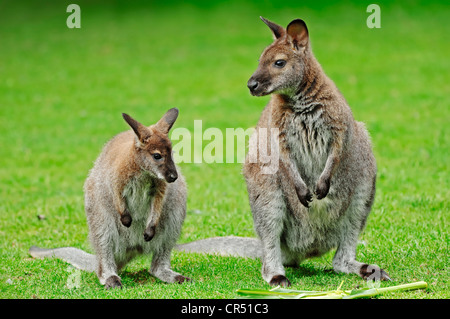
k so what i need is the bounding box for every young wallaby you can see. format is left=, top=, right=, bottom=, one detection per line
left=29, top=108, right=190, bottom=289
left=177, top=17, right=390, bottom=287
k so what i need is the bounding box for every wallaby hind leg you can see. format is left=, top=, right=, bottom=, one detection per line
left=249, top=184, right=290, bottom=287
left=332, top=200, right=391, bottom=281
left=93, top=237, right=122, bottom=289
left=150, top=246, right=190, bottom=284
left=97, top=251, right=122, bottom=289
left=260, top=227, right=290, bottom=287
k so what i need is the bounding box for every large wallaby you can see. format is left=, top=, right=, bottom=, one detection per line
left=177, top=17, right=391, bottom=286
left=29, top=108, right=190, bottom=289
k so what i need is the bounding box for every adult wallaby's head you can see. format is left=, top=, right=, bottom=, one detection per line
left=122, top=108, right=179, bottom=183
left=247, top=17, right=311, bottom=97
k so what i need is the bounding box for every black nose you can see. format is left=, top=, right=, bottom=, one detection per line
left=247, top=79, right=259, bottom=92
left=166, top=173, right=178, bottom=183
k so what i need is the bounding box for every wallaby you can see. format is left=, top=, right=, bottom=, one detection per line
left=177, top=17, right=390, bottom=287
left=29, top=108, right=190, bottom=289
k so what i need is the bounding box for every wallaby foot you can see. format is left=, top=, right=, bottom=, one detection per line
left=269, top=275, right=291, bottom=287
left=359, top=264, right=392, bottom=281
left=105, top=275, right=122, bottom=289
left=174, top=275, right=191, bottom=284
left=333, top=258, right=392, bottom=282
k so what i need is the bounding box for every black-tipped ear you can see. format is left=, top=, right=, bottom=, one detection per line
left=155, top=108, right=179, bottom=134
left=260, top=16, right=285, bottom=39
left=286, top=19, right=309, bottom=50
left=122, top=113, right=151, bottom=144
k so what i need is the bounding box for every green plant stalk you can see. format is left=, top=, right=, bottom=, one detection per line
left=343, top=281, right=428, bottom=299
left=236, top=281, right=428, bottom=299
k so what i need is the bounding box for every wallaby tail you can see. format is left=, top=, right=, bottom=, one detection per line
left=29, top=246, right=97, bottom=273
left=175, top=236, right=262, bottom=259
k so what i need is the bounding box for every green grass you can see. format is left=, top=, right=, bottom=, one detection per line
left=0, top=0, right=448, bottom=299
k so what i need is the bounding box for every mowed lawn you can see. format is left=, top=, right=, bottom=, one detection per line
left=0, top=0, right=448, bottom=299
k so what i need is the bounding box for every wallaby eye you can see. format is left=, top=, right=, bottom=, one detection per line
left=152, top=153, right=162, bottom=160
left=274, top=59, right=287, bottom=68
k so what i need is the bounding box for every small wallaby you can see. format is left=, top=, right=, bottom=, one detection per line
left=29, top=108, right=190, bottom=289
left=177, top=17, right=390, bottom=286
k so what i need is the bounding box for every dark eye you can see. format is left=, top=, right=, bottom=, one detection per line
left=274, top=60, right=286, bottom=68
left=152, top=153, right=162, bottom=160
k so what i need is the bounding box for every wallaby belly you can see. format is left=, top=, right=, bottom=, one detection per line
left=106, top=172, right=160, bottom=264
left=281, top=196, right=343, bottom=259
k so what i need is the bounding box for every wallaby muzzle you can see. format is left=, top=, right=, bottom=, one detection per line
left=164, top=159, right=178, bottom=183
left=165, top=171, right=178, bottom=183
left=247, top=73, right=271, bottom=96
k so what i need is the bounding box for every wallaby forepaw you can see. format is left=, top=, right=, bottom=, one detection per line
left=143, top=225, right=156, bottom=242
left=120, top=213, right=132, bottom=227
left=315, top=176, right=330, bottom=200
left=269, top=275, right=291, bottom=287
left=360, top=264, right=392, bottom=281
left=105, top=275, right=123, bottom=289
left=294, top=184, right=313, bottom=208
left=174, top=275, right=191, bottom=284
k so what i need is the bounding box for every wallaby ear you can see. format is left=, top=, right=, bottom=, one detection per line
left=122, top=113, right=151, bottom=145
left=260, top=16, right=285, bottom=40
left=155, top=108, right=179, bottom=134
left=286, top=19, right=309, bottom=50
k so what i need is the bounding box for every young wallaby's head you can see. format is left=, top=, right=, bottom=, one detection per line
left=122, top=108, right=179, bottom=183
left=247, top=17, right=311, bottom=97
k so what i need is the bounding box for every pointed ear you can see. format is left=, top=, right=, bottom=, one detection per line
left=155, top=108, right=179, bottom=134
left=260, top=16, right=285, bottom=40
left=122, top=113, right=151, bottom=145
left=286, top=19, right=309, bottom=50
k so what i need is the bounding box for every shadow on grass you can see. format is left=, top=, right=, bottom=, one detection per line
left=120, top=268, right=158, bottom=286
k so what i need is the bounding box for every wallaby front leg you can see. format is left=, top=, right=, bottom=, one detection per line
left=315, top=132, right=344, bottom=199
left=143, top=181, right=166, bottom=241
left=113, top=188, right=132, bottom=227
left=280, top=158, right=312, bottom=208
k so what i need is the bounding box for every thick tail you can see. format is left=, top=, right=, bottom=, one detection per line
left=175, top=236, right=262, bottom=259
left=29, top=246, right=97, bottom=272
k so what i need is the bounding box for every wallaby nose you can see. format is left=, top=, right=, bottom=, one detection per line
left=247, top=79, right=259, bottom=92
left=166, top=172, right=178, bottom=183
